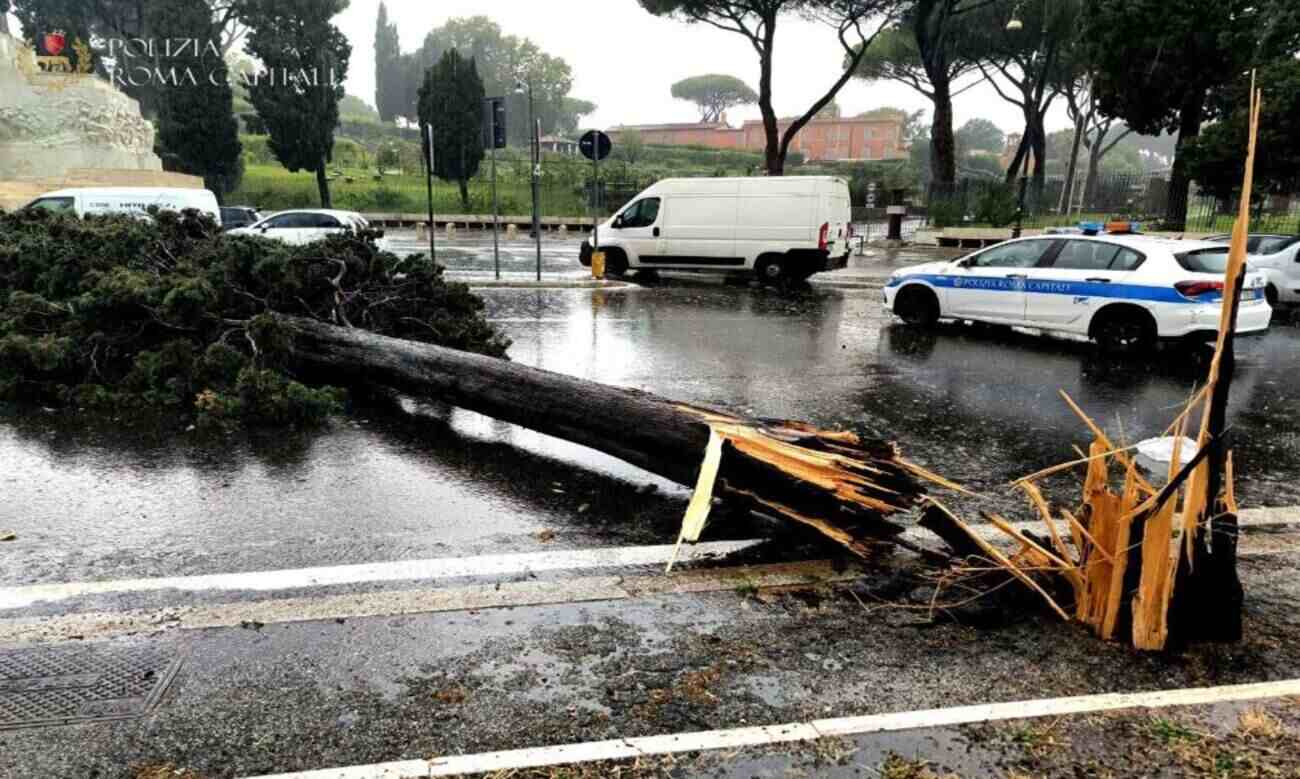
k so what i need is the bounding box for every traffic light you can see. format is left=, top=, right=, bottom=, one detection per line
left=483, top=97, right=507, bottom=150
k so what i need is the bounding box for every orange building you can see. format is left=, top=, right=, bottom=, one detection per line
left=609, top=114, right=907, bottom=162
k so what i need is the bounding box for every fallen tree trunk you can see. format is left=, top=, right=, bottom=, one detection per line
left=279, top=314, right=952, bottom=561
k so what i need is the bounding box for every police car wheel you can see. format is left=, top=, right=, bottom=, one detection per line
left=1094, top=311, right=1155, bottom=354
left=1266, top=284, right=1279, bottom=307
left=895, top=286, right=939, bottom=327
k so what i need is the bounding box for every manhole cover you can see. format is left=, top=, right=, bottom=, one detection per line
left=0, top=643, right=181, bottom=730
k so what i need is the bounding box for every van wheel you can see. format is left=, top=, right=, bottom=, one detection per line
left=894, top=286, right=939, bottom=327
left=1266, top=284, right=1279, bottom=306
left=1093, top=309, right=1156, bottom=354
left=755, top=255, right=787, bottom=285
left=603, top=249, right=629, bottom=277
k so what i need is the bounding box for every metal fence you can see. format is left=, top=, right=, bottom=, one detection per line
left=924, top=173, right=1300, bottom=234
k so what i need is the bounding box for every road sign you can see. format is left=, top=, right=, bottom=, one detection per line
left=482, top=97, right=507, bottom=150
left=579, top=130, right=612, bottom=162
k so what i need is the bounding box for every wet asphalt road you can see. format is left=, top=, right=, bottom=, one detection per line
left=4, top=245, right=1300, bottom=587
left=5, top=244, right=1300, bottom=777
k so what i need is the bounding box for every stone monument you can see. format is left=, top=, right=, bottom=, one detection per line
left=0, top=31, right=198, bottom=209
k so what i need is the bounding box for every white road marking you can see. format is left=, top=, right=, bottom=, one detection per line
left=0, top=541, right=760, bottom=611
left=5, top=507, right=1297, bottom=613
left=0, top=560, right=857, bottom=646
left=245, top=678, right=1300, bottom=779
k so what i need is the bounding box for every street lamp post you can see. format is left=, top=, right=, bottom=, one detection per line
left=517, top=79, right=542, bottom=281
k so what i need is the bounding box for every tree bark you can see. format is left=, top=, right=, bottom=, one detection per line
left=458, top=178, right=470, bottom=212
left=316, top=163, right=332, bottom=209
left=1166, top=88, right=1207, bottom=230
left=1060, top=113, right=1085, bottom=214
left=1005, top=132, right=1028, bottom=186
left=758, top=15, right=781, bottom=176
left=1084, top=141, right=1102, bottom=209
left=929, top=80, right=958, bottom=191
left=278, top=315, right=943, bottom=560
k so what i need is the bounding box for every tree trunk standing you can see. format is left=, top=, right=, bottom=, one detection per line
left=1083, top=140, right=1103, bottom=209
left=1166, top=89, right=1206, bottom=230
left=1029, top=120, right=1047, bottom=200
left=458, top=178, right=470, bottom=212
left=316, top=163, right=332, bottom=209
left=929, top=80, right=958, bottom=192
left=1004, top=132, right=1028, bottom=186
left=757, top=21, right=782, bottom=176
left=1060, top=115, right=1085, bottom=214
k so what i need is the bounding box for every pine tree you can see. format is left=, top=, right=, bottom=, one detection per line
left=418, top=50, right=485, bottom=212
left=241, top=0, right=351, bottom=208
left=149, top=0, right=243, bottom=199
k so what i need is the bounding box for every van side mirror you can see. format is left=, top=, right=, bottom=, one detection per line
left=612, top=215, right=624, bottom=229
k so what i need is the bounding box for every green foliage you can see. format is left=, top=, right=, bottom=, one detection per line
left=670, top=74, right=759, bottom=122
left=973, top=184, right=1018, bottom=227
left=928, top=197, right=965, bottom=228
left=340, top=94, right=381, bottom=124
left=240, top=0, right=352, bottom=207
left=0, top=209, right=510, bottom=426
left=956, top=118, right=1004, bottom=154
left=380, top=15, right=594, bottom=143
left=419, top=49, right=486, bottom=211
left=373, top=1, right=405, bottom=123
left=147, top=0, right=244, bottom=198
left=1185, top=60, right=1300, bottom=200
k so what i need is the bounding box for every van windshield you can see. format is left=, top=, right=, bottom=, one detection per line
left=25, top=197, right=75, bottom=214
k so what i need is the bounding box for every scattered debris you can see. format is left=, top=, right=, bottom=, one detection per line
left=432, top=685, right=468, bottom=705
left=0, top=532, right=15, bottom=542
left=534, top=529, right=557, bottom=543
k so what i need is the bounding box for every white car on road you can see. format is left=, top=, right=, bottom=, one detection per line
left=883, top=234, right=1272, bottom=351
left=228, top=209, right=390, bottom=251
left=1205, top=234, right=1300, bottom=306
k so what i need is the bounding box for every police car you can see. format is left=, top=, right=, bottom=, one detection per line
left=883, top=233, right=1272, bottom=352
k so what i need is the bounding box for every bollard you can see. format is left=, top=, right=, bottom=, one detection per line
left=557, top=225, right=568, bottom=238
left=416, top=222, right=427, bottom=241
left=506, top=223, right=519, bottom=240
left=591, top=250, right=606, bottom=280
left=446, top=223, right=457, bottom=239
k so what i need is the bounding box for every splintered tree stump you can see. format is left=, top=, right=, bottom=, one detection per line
left=279, top=315, right=948, bottom=560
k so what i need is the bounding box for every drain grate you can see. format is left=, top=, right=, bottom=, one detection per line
left=0, top=643, right=181, bottom=730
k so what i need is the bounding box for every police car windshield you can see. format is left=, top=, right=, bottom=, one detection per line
left=1176, top=248, right=1229, bottom=273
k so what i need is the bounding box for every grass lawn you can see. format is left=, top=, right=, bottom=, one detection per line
left=229, top=164, right=589, bottom=217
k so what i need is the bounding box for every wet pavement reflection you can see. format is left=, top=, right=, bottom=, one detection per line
left=4, top=266, right=1299, bottom=586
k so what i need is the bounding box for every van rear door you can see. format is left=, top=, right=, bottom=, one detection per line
left=823, top=181, right=852, bottom=257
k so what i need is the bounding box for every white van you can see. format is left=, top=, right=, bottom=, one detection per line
left=580, top=176, right=852, bottom=282
left=23, top=187, right=223, bottom=225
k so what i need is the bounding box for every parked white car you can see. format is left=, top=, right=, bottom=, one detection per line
left=1204, top=233, right=1300, bottom=306
left=579, top=176, right=852, bottom=283
left=228, top=209, right=389, bottom=251
left=883, top=234, right=1272, bottom=351
left=23, top=187, right=222, bottom=224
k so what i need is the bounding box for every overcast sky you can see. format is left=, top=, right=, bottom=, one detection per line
left=6, top=0, right=1073, bottom=136
left=335, top=0, right=1072, bottom=136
